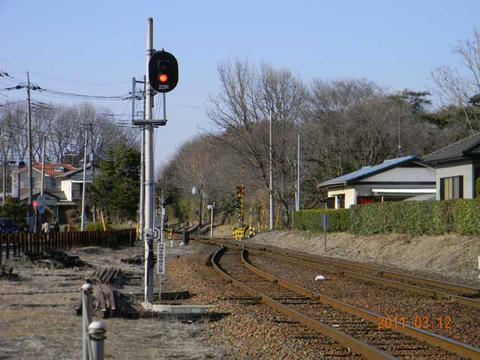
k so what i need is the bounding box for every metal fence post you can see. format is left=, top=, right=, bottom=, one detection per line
left=88, top=321, right=106, bottom=360
left=82, top=283, right=93, bottom=360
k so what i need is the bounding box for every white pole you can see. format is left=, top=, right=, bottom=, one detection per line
left=160, top=192, right=165, bottom=243
left=296, top=133, right=300, bottom=212
left=80, top=127, right=88, bottom=231
left=2, top=153, right=6, bottom=205
left=144, top=17, right=155, bottom=303
left=26, top=72, right=33, bottom=231
left=81, top=283, right=93, bottom=360
left=269, top=110, right=274, bottom=230
left=210, top=203, right=214, bottom=238
left=88, top=321, right=106, bottom=360
left=40, top=134, right=45, bottom=196
left=134, top=77, right=146, bottom=242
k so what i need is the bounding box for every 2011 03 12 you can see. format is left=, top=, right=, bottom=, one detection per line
left=377, top=316, right=451, bottom=330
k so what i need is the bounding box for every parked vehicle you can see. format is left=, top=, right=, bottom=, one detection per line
left=0, top=218, right=19, bottom=234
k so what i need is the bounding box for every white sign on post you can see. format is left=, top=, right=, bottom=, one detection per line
left=157, top=243, right=166, bottom=275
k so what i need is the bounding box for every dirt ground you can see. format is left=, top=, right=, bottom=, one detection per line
left=1, top=228, right=479, bottom=359
left=0, top=244, right=229, bottom=360
left=245, top=230, right=480, bottom=287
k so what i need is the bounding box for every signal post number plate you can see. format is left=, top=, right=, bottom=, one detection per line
left=157, top=243, right=166, bottom=275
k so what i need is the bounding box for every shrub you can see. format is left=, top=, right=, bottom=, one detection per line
left=295, top=199, right=480, bottom=236
left=84, top=221, right=112, bottom=231
left=294, top=208, right=350, bottom=232
left=454, top=199, right=480, bottom=235
left=350, top=201, right=437, bottom=236
left=432, top=200, right=454, bottom=234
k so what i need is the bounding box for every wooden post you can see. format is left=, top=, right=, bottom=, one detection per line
left=12, top=234, right=17, bottom=257
left=6, top=234, right=10, bottom=260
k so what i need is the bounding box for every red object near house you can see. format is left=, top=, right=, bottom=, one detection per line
left=357, top=197, right=375, bottom=205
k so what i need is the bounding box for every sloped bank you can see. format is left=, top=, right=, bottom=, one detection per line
left=246, top=231, right=480, bottom=287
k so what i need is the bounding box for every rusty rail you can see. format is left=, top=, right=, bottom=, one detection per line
left=198, top=237, right=480, bottom=308
left=211, top=246, right=397, bottom=360
left=239, top=247, right=480, bottom=360
left=251, top=248, right=480, bottom=309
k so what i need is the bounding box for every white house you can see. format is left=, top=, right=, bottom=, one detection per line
left=423, top=133, right=480, bottom=200
left=11, top=162, right=98, bottom=223
left=318, top=155, right=436, bottom=209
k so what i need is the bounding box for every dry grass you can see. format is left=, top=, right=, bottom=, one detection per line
left=0, top=245, right=227, bottom=360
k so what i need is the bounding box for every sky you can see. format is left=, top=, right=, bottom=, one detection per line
left=1, top=0, right=479, bottom=169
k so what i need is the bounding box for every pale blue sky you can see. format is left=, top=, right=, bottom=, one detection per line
left=1, top=0, right=479, bottom=166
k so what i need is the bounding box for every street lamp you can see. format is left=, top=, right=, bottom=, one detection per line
left=207, top=203, right=215, bottom=238
left=192, top=186, right=202, bottom=233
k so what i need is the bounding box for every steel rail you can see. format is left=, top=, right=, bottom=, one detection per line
left=240, top=247, right=480, bottom=360
left=249, top=248, right=480, bottom=309
left=198, top=238, right=480, bottom=306
left=210, top=246, right=398, bottom=360
left=283, top=249, right=480, bottom=296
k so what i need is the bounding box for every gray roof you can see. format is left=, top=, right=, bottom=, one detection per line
left=423, top=133, right=480, bottom=163
left=403, top=194, right=436, bottom=202
left=318, top=155, right=418, bottom=188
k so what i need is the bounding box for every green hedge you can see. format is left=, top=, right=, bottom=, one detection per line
left=294, top=208, right=350, bottom=232
left=296, top=199, right=480, bottom=236
left=349, top=201, right=436, bottom=236
left=350, top=199, right=480, bottom=236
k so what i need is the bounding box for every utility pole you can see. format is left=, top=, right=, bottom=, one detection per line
left=133, top=76, right=146, bottom=243
left=26, top=72, right=33, bottom=231
left=2, top=152, right=6, bottom=205
left=80, top=126, right=88, bottom=231
left=144, top=17, right=155, bottom=303
left=296, top=133, right=301, bottom=212
left=269, top=110, right=274, bottom=230
left=40, top=134, right=46, bottom=196
left=90, top=123, right=96, bottom=222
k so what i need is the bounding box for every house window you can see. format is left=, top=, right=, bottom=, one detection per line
left=440, top=176, right=463, bottom=200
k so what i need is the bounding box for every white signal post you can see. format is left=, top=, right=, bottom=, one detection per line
left=144, top=17, right=155, bottom=303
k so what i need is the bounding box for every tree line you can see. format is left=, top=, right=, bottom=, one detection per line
left=160, top=29, right=480, bottom=228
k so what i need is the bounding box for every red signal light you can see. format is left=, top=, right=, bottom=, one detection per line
left=158, top=73, right=168, bottom=83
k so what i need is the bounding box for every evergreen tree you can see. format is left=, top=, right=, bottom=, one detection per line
left=90, top=147, right=140, bottom=222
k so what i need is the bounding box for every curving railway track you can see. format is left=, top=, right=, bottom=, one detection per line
left=207, top=241, right=480, bottom=360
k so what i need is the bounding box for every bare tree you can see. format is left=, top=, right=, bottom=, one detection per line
left=432, top=29, right=480, bottom=107
left=431, top=29, right=480, bottom=135
left=207, top=60, right=308, bottom=225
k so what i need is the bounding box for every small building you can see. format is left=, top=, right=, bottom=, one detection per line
left=11, top=162, right=97, bottom=223
left=423, top=133, right=480, bottom=200
left=318, top=155, right=436, bottom=209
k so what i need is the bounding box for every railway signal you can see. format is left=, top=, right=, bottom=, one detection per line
left=148, top=50, right=178, bottom=93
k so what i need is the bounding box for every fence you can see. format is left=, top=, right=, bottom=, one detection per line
left=0, top=229, right=136, bottom=264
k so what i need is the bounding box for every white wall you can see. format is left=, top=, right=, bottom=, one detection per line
left=435, top=162, right=474, bottom=199
left=328, top=188, right=357, bottom=209
left=61, top=180, right=73, bottom=202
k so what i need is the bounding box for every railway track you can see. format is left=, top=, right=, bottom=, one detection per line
left=202, top=237, right=480, bottom=308
left=209, top=244, right=480, bottom=359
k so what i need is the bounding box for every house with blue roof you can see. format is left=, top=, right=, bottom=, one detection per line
left=318, top=155, right=436, bottom=209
